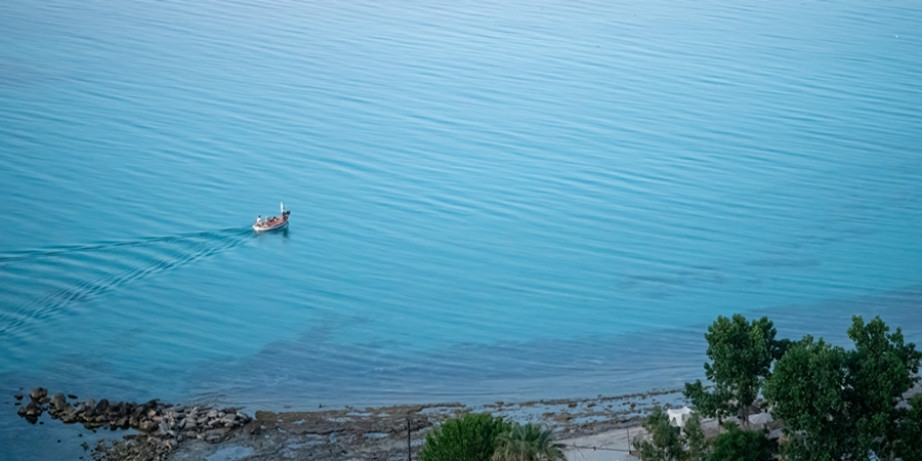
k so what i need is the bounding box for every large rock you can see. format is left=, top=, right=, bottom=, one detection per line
left=29, top=387, right=47, bottom=402
left=49, top=393, right=68, bottom=413
left=95, top=398, right=110, bottom=416
left=244, top=419, right=261, bottom=435
left=18, top=401, right=42, bottom=423
left=138, top=419, right=159, bottom=433
left=24, top=401, right=41, bottom=416
left=202, top=428, right=229, bottom=443
left=60, top=410, right=78, bottom=424
left=83, top=397, right=97, bottom=417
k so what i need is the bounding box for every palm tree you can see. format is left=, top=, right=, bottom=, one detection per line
left=491, top=423, right=567, bottom=461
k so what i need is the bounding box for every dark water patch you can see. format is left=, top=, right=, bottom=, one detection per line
left=181, top=284, right=922, bottom=411
left=758, top=283, right=922, bottom=345
left=185, top=324, right=708, bottom=410
left=619, top=267, right=727, bottom=290
left=745, top=258, right=821, bottom=268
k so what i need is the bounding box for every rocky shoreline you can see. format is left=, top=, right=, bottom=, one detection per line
left=15, top=387, right=256, bottom=460
left=14, top=387, right=685, bottom=460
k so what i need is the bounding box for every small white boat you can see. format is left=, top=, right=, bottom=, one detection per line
left=253, top=202, right=291, bottom=232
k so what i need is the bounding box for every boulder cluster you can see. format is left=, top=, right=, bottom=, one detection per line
left=16, top=387, right=255, bottom=456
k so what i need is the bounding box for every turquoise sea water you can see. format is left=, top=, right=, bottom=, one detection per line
left=2, top=0, right=921, bottom=458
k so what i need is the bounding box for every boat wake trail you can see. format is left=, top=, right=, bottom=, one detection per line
left=0, top=227, right=252, bottom=344
left=0, top=227, right=246, bottom=263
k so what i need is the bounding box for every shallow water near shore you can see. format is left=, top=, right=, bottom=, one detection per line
left=2, top=0, right=922, bottom=458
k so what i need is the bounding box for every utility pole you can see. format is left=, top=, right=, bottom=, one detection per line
left=407, top=416, right=412, bottom=461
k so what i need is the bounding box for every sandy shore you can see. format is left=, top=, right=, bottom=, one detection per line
left=562, top=427, right=641, bottom=461
left=162, top=388, right=686, bottom=461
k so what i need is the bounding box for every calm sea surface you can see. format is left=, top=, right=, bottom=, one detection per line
left=2, top=0, right=921, bottom=458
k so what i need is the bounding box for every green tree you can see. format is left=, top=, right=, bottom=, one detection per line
left=710, top=424, right=771, bottom=461
left=632, top=407, right=688, bottom=461
left=684, top=314, right=780, bottom=426
left=845, top=315, right=922, bottom=459
left=419, top=413, right=511, bottom=461
left=763, top=335, right=850, bottom=460
left=764, top=317, right=922, bottom=461
left=491, top=423, right=566, bottom=461
left=682, top=412, right=710, bottom=461
left=683, top=380, right=732, bottom=427
left=894, top=394, right=922, bottom=461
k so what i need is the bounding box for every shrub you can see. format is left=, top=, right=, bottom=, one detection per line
left=419, top=413, right=511, bottom=461
left=710, top=424, right=772, bottom=461
left=492, top=423, right=565, bottom=461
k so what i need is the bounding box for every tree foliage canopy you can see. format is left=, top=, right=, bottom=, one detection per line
left=763, top=315, right=921, bottom=460
left=846, top=315, right=922, bottom=458
left=763, top=335, right=849, bottom=460
left=419, top=413, right=511, bottom=461
left=632, top=407, right=711, bottom=461
left=684, top=314, right=781, bottom=424
left=492, top=423, right=566, bottom=461
left=682, top=412, right=709, bottom=461
left=895, top=394, right=922, bottom=461
left=710, top=423, right=772, bottom=461
left=632, top=406, right=688, bottom=461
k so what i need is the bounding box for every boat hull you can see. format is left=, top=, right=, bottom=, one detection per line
left=252, top=220, right=288, bottom=232
left=253, top=209, right=291, bottom=232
